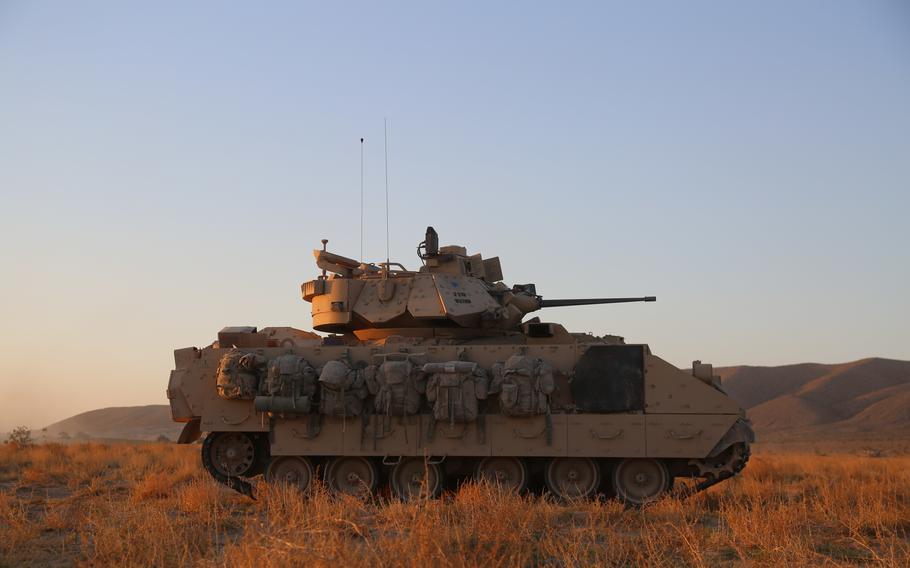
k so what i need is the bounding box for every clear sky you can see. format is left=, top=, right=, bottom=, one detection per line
left=1, top=1, right=908, bottom=432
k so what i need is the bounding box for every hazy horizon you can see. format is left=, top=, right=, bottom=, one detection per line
left=2, top=1, right=909, bottom=432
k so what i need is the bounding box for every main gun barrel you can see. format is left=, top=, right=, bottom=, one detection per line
left=538, top=296, right=656, bottom=308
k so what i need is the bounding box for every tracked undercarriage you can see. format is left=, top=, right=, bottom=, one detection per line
left=168, top=227, right=754, bottom=505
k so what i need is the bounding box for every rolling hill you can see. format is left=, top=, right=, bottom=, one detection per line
left=42, top=405, right=182, bottom=442
left=718, top=357, right=910, bottom=441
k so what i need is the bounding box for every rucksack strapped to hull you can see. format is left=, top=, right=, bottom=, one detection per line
left=318, top=359, right=368, bottom=417
left=253, top=353, right=318, bottom=416
left=423, top=361, right=489, bottom=443
left=216, top=349, right=265, bottom=400
left=491, top=355, right=555, bottom=417
left=365, top=353, right=428, bottom=416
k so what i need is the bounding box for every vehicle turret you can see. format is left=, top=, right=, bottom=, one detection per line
left=301, top=226, right=655, bottom=340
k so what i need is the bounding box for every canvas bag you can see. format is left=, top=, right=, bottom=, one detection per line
left=492, top=355, right=554, bottom=416
left=216, top=350, right=262, bottom=400
left=366, top=355, right=426, bottom=416
left=318, top=359, right=367, bottom=416
left=424, top=361, right=488, bottom=424
left=264, top=354, right=316, bottom=398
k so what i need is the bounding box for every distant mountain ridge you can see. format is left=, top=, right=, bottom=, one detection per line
left=718, top=357, right=910, bottom=440
left=37, top=357, right=909, bottom=442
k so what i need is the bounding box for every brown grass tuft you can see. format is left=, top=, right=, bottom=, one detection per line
left=132, top=472, right=173, bottom=502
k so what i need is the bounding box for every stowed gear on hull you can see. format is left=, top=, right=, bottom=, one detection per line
left=166, top=227, right=754, bottom=505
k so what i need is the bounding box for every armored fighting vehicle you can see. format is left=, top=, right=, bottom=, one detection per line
left=167, top=227, right=752, bottom=504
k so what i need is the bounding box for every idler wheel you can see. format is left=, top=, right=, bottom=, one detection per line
left=325, top=457, right=378, bottom=497
left=390, top=458, right=444, bottom=501
left=545, top=457, right=600, bottom=500
left=203, top=432, right=259, bottom=478
left=612, top=458, right=670, bottom=506
left=266, top=456, right=316, bottom=492
left=475, top=457, right=528, bottom=493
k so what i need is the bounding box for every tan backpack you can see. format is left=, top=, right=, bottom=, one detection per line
left=491, top=355, right=555, bottom=416
left=318, top=359, right=367, bottom=417
left=424, top=361, right=489, bottom=425
left=215, top=350, right=263, bottom=400
left=264, top=354, right=317, bottom=399
left=365, top=353, right=426, bottom=416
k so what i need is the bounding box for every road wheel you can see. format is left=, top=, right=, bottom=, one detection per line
left=475, top=457, right=528, bottom=493
left=545, top=457, right=600, bottom=500
left=203, top=432, right=259, bottom=478
left=266, top=456, right=315, bottom=492
left=325, top=457, right=378, bottom=496
left=612, top=458, right=670, bottom=506
left=390, top=458, right=444, bottom=501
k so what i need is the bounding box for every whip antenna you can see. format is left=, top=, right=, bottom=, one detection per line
left=360, top=137, right=364, bottom=263
left=383, top=118, right=390, bottom=265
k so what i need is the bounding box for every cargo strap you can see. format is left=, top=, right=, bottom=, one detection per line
left=300, top=413, right=322, bottom=439
left=425, top=414, right=436, bottom=443
left=545, top=410, right=553, bottom=446
left=362, top=410, right=372, bottom=450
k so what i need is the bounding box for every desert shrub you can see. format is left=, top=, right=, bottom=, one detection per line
left=5, top=426, right=32, bottom=448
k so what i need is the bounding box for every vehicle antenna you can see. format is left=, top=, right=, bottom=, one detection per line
left=384, top=118, right=390, bottom=266
left=360, top=137, right=364, bottom=264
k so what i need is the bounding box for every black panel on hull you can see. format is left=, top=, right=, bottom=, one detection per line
left=571, top=345, right=644, bottom=412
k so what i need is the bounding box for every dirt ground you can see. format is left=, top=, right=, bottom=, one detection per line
left=1, top=441, right=908, bottom=567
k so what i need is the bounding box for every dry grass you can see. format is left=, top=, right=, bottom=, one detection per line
left=0, top=442, right=908, bottom=567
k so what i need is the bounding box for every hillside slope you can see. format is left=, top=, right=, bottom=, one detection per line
left=718, top=357, right=910, bottom=440
left=43, top=405, right=182, bottom=441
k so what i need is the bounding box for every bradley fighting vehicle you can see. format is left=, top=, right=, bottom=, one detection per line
left=167, top=227, right=752, bottom=504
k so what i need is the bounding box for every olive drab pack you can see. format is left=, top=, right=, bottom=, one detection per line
left=423, top=361, right=489, bottom=424
left=318, top=359, right=367, bottom=417
left=491, top=354, right=555, bottom=416
left=215, top=349, right=264, bottom=400
left=251, top=353, right=318, bottom=415
left=365, top=353, right=427, bottom=416
left=264, top=354, right=317, bottom=398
